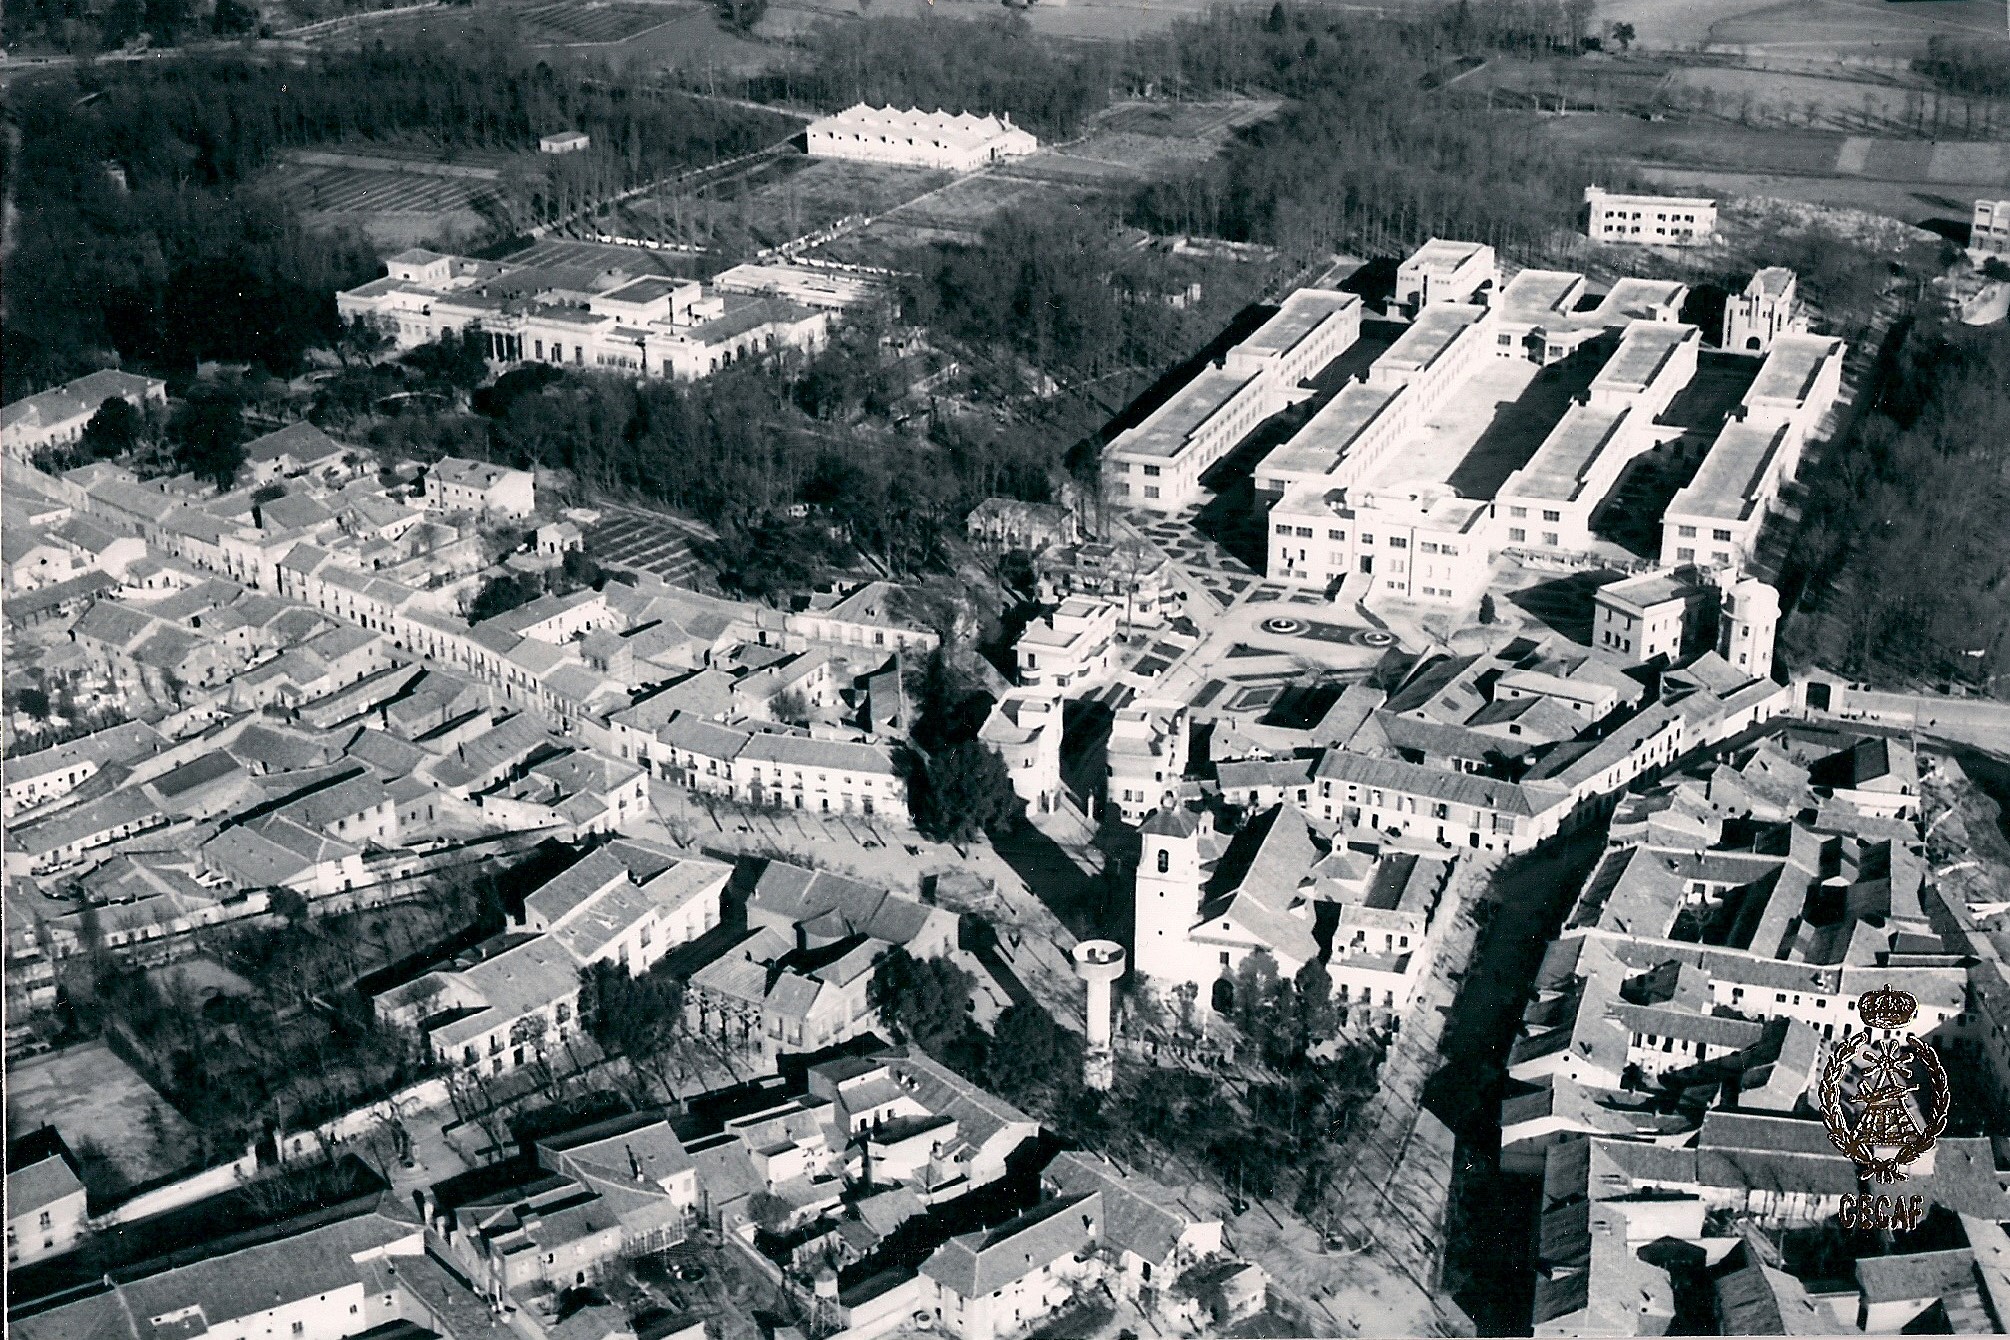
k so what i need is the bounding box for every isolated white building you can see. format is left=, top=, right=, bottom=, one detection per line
left=805, top=104, right=1038, bottom=173
left=1585, top=187, right=1717, bottom=246
left=338, top=248, right=829, bottom=382
left=1970, top=199, right=2010, bottom=262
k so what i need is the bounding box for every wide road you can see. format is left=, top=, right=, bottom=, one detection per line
left=1813, top=686, right=2010, bottom=755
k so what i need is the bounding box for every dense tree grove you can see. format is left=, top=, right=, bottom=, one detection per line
left=2, top=45, right=795, bottom=397
left=1779, top=319, right=2010, bottom=691
left=746, top=13, right=1117, bottom=138
left=1912, top=37, right=2010, bottom=98
left=912, top=741, right=1023, bottom=844
left=868, top=946, right=975, bottom=1050
left=906, top=206, right=1249, bottom=390
left=1126, top=9, right=1603, bottom=261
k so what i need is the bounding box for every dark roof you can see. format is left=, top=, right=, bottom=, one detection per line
left=1809, top=736, right=1890, bottom=789
left=150, top=750, right=242, bottom=797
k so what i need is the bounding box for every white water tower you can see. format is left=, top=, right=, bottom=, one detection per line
left=1073, top=939, right=1126, bottom=1091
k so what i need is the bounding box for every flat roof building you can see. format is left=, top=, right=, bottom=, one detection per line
left=1970, top=199, right=2009, bottom=262
left=1106, top=286, right=1360, bottom=514
left=1394, top=239, right=1498, bottom=315
left=1253, top=382, right=1404, bottom=497
left=1103, top=366, right=1272, bottom=514
left=1585, top=186, right=1717, bottom=246
left=338, top=250, right=830, bottom=383
left=1660, top=334, right=1844, bottom=570
left=1224, top=288, right=1362, bottom=389
left=1269, top=482, right=1490, bottom=607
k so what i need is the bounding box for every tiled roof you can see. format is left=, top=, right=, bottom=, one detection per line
left=920, top=1193, right=1099, bottom=1298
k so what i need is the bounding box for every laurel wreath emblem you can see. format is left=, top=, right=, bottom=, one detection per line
left=1817, top=1032, right=1952, bottom=1184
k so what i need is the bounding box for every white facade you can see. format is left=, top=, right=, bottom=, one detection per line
left=5, top=1154, right=88, bottom=1266
left=980, top=690, right=1065, bottom=815
left=1106, top=699, right=1188, bottom=826
left=1106, top=289, right=1360, bottom=514
left=1497, top=322, right=1700, bottom=556
left=337, top=250, right=830, bottom=382
left=1970, top=198, right=2010, bottom=262
left=1660, top=334, right=1845, bottom=569
left=1268, top=482, right=1489, bottom=606
left=1593, top=569, right=1716, bottom=666
left=1585, top=187, right=1717, bottom=246
left=805, top=104, right=1038, bottom=173
left=1394, top=239, right=1498, bottom=314
left=2, top=370, right=167, bottom=461
left=1103, top=366, right=1276, bottom=514
left=427, top=456, right=535, bottom=519
left=1716, top=575, right=1778, bottom=681
left=1015, top=596, right=1119, bottom=692
left=1722, top=267, right=1804, bottom=356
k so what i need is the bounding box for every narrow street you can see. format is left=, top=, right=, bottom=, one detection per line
left=1422, top=830, right=1606, bottom=1336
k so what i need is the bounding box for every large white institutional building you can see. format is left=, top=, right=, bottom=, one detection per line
left=337, top=248, right=829, bottom=381
left=805, top=104, right=1039, bottom=173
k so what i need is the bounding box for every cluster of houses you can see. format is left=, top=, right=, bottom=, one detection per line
left=1116, top=571, right=1793, bottom=1030
left=0, top=425, right=956, bottom=1048
left=1494, top=718, right=2010, bottom=1335
left=9, top=1035, right=1264, bottom=1340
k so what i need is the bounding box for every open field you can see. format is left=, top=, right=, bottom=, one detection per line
left=764, top=0, right=1219, bottom=39
left=266, top=147, right=521, bottom=247
left=506, top=236, right=705, bottom=275
left=804, top=97, right=1281, bottom=266
left=1536, top=112, right=2010, bottom=228
left=516, top=0, right=685, bottom=43
left=584, top=504, right=713, bottom=586
left=573, top=0, right=777, bottom=69
left=7, top=1041, right=198, bottom=1182
left=813, top=169, right=1108, bottom=262
left=1478, top=55, right=2010, bottom=135
left=1634, top=163, right=2003, bottom=221
left=614, top=155, right=951, bottom=253
left=1058, top=98, right=1284, bottom=174
left=1596, top=0, right=2010, bottom=55
left=1544, top=115, right=2010, bottom=181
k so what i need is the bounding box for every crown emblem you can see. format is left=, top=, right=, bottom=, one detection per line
left=1858, top=985, right=1917, bottom=1030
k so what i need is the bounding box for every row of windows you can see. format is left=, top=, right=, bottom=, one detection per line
left=1672, top=547, right=1734, bottom=565
left=1504, top=506, right=1563, bottom=522
left=1674, top=524, right=1736, bottom=541
left=1506, top=528, right=1562, bottom=546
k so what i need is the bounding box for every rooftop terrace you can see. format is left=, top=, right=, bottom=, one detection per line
left=1593, top=323, right=1695, bottom=394
left=1747, top=335, right=1843, bottom=406
left=1261, top=382, right=1399, bottom=478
